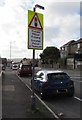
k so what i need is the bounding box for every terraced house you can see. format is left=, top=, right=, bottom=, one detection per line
left=60, top=38, right=82, bottom=69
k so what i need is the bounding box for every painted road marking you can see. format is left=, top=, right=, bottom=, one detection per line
left=17, top=74, right=60, bottom=120
left=0, top=71, right=2, bottom=77
left=70, top=77, right=82, bottom=82
left=0, top=85, right=2, bottom=91
left=72, top=80, right=82, bottom=82
left=70, top=76, right=81, bottom=78
left=74, top=96, right=82, bottom=102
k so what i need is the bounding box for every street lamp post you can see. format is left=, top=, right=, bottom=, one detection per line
left=10, top=41, right=11, bottom=61
left=10, top=41, right=15, bottom=61
left=31, top=4, right=44, bottom=110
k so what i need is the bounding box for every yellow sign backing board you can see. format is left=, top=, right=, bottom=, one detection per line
left=28, top=10, right=43, bottom=50
left=28, top=10, right=43, bottom=30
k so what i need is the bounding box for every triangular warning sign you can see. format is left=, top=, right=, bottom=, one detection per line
left=28, top=13, right=43, bottom=30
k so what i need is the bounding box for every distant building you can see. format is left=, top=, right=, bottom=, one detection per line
left=60, top=38, right=82, bottom=69
left=60, top=40, right=75, bottom=58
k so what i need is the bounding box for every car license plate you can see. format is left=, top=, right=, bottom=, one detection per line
left=58, top=89, right=67, bottom=93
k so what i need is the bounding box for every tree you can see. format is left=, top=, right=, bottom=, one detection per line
left=40, top=46, right=60, bottom=67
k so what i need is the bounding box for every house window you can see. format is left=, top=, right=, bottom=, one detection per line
left=77, top=43, right=80, bottom=49
left=61, top=47, right=64, bottom=50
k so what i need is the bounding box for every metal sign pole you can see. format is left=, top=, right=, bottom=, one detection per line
left=31, top=7, right=36, bottom=110
left=31, top=5, right=44, bottom=110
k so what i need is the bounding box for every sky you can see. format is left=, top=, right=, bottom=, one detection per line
left=0, top=0, right=81, bottom=59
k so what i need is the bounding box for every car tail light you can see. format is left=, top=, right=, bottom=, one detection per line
left=31, top=67, right=32, bottom=70
left=19, top=68, right=21, bottom=70
left=69, top=80, right=74, bottom=86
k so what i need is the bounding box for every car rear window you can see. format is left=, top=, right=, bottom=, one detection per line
left=22, top=65, right=31, bottom=69
left=13, top=65, right=18, bottom=67
left=47, top=73, right=70, bottom=81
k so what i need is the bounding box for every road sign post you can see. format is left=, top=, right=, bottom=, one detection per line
left=28, top=5, right=44, bottom=110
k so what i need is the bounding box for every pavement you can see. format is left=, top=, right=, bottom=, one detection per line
left=2, top=69, right=57, bottom=119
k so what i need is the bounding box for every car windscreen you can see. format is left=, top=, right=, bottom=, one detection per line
left=47, top=73, right=70, bottom=81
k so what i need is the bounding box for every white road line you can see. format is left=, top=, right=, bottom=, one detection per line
left=0, top=71, right=2, bottom=77
left=16, top=74, right=60, bottom=120
left=70, top=76, right=81, bottom=78
left=72, top=80, right=82, bottom=82
left=71, top=78, right=82, bottom=82
left=34, top=91, right=60, bottom=119
left=74, top=96, right=82, bottom=102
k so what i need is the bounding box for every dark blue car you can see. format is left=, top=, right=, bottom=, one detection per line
left=32, top=70, right=74, bottom=99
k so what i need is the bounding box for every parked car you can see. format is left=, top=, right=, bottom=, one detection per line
left=31, top=70, right=74, bottom=99
left=17, top=64, right=32, bottom=77
left=2, top=64, right=6, bottom=70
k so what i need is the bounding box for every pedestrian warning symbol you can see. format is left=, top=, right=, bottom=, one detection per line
left=28, top=13, right=43, bottom=30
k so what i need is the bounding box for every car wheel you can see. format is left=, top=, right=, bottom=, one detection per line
left=31, top=80, right=32, bottom=89
left=17, top=72, right=20, bottom=76
left=67, top=88, right=74, bottom=97
left=30, top=73, right=32, bottom=76
left=68, top=92, right=74, bottom=97
left=20, top=74, right=22, bottom=77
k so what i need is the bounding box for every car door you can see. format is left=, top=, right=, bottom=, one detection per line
left=34, top=72, right=44, bottom=91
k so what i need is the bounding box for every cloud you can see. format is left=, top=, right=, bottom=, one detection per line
left=0, top=0, right=6, bottom=7
left=0, top=0, right=81, bottom=58
left=48, top=2, right=80, bottom=16
left=43, top=2, right=80, bottom=49
left=45, top=26, right=61, bottom=44
left=20, top=0, right=37, bottom=11
left=44, top=2, right=80, bottom=26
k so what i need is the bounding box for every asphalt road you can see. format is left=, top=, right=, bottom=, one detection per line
left=17, top=68, right=81, bottom=119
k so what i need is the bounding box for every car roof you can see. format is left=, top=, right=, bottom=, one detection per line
left=37, top=70, right=65, bottom=75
